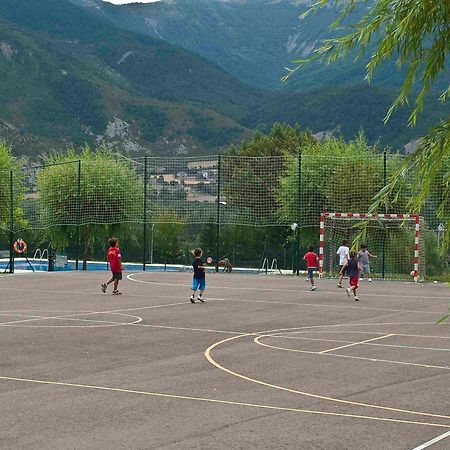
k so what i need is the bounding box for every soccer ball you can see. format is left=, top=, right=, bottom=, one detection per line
left=410, top=270, right=416, bottom=277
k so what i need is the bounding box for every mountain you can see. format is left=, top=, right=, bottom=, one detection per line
left=0, top=0, right=257, bottom=157
left=0, top=0, right=446, bottom=158
left=71, top=0, right=412, bottom=92
left=67, top=0, right=448, bottom=149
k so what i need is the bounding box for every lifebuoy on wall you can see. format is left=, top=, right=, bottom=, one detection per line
left=13, top=238, right=27, bottom=254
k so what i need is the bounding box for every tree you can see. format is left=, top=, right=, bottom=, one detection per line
left=152, top=212, right=187, bottom=264
left=36, top=146, right=143, bottom=268
left=277, top=136, right=421, bottom=275
left=0, top=140, right=25, bottom=238
left=283, top=0, right=450, bottom=245
left=278, top=134, right=402, bottom=225
left=224, top=124, right=316, bottom=223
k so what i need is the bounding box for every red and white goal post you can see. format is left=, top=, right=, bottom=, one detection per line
left=318, top=212, right=422, bottom=281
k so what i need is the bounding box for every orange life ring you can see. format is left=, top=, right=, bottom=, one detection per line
left=13, top=239, right=27, bottom=254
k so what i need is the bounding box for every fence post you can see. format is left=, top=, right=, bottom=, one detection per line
left=216, top=155, right=221, bottom=272
left=75, top=160, right=81, bottom=271
left=381, top=150, right=387, bottom=279
left=143, top=156, right=148, bottom=271
left=150, top=223, right=154, bottom=264
left=9, top=169, right=14, bottom=274
left=296, top=151, right=302, bottom=275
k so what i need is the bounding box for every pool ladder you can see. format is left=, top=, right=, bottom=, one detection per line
left=32, top=248, right=49, bottom=266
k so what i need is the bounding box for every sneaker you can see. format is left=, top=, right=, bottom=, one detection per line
left=101, top=283, right=107, bottom=293
left=346, top=288, right=351, bottom=297
left=190, top=295, right=195, bottom=303
left=112, top=290, right=122, bottom=295
left=337, top=283, right=343, bottom=288
left=368, top=278, right=372, bottom=282
left=310, top=285, right=316, bottom=291
left=198, top=295, right=205, bottom=303
left=354, top=296, right=359, bottom=301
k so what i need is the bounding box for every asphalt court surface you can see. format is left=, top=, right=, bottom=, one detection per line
left=0, top=271, right=449, bottom=449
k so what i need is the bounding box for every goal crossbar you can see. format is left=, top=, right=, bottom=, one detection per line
left=319, top=212, right=421, bottom=280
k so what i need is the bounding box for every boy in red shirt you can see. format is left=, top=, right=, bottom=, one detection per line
left=101, top=237, right=123, bottom=295
left=303, top=245, right=318, bottom=291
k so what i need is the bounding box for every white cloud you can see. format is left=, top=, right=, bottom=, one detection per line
left=103, top=0, right=160, bottom=4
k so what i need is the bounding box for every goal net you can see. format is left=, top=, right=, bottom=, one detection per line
left=319, top=213, right=424, bottom=280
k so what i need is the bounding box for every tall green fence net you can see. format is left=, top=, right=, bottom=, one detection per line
left=0, top=153, right=447, bottom=278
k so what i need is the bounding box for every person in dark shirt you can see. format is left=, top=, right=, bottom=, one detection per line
left=340, top=251, right=361, bottom=301
left=190, top=248, right=207, bottom=303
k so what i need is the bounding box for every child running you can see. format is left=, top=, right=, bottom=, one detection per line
left=341, top=251, right=360, bottom=301
left=101, top=237, right=123, bottom=295
left=358, top=244, right=377, bottom=282
left=336, top=239, right=350, bottom=288
left=190, top=248, right=206, bottom=303
left=303, top=246, right=318, bottom=291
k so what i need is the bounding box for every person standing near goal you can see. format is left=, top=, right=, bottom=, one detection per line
left=341, top=251, right=360, bottom=301
left=303, top=246, right=318, bottom=291
left=358, top=244, right=377, bottom=282
left=336, top=240, right=350, bottom=288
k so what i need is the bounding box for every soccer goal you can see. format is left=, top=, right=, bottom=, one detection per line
left=319, top=212, right=424, bottom=281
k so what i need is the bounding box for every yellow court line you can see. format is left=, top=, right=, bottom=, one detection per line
left=319, top=334, right=395, bottom=354
left=205, top=333, right=450, bottom=421
left=254, top=336, right=450, bottom=371
left=0, top=375, right=449, bottom=429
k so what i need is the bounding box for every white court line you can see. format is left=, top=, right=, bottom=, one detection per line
left=130, top=323, right=245, bottom=335
left=0, top=306, right=245, bottom=335
left=126, top=275, right=448, bottom=315
left=369, top=343, right=450, bottom=353
left=3, top=281, right=446, bottom=326
left=204, top=296, right=447, bottom=316
left=2, top=288, right=445, bottom=317
left=411, top=430, right=450, bottom=449
left=264, top=334, right=450, bottom=353
left=0, top=301, right=188, bottom=327
left=2, top=314, right=143, bottom=328
left=0, top=310, right=89, bottom=316
left=1, top=281, right=447, bottom=316
left=0, top=312, right=136, bottom=324
left=0, top=312, right=120, bottom=327
left=280, top=330, right=450, bottom=340
left=127, top=273, right=450, bottom=300
left=254, top=336, right=450, bottom=371
left=319, top=334, right=395, bottom=354
left=0, top=374, right=449, bottom=429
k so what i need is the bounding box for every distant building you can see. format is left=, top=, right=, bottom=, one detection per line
left=196, top=170, right=209, bottom=180
left=404, top=139, right=421, bottom=155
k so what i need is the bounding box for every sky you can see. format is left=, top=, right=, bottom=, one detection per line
left=103, top=0, right=160, bottom=4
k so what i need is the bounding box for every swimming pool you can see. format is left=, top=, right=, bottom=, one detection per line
left=0, top=258, right=269, bottom=274
left=0, top=258, right=189, bottom=273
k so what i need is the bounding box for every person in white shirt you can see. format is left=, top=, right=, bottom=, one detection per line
left=336, top=240, right=350, bottom=288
